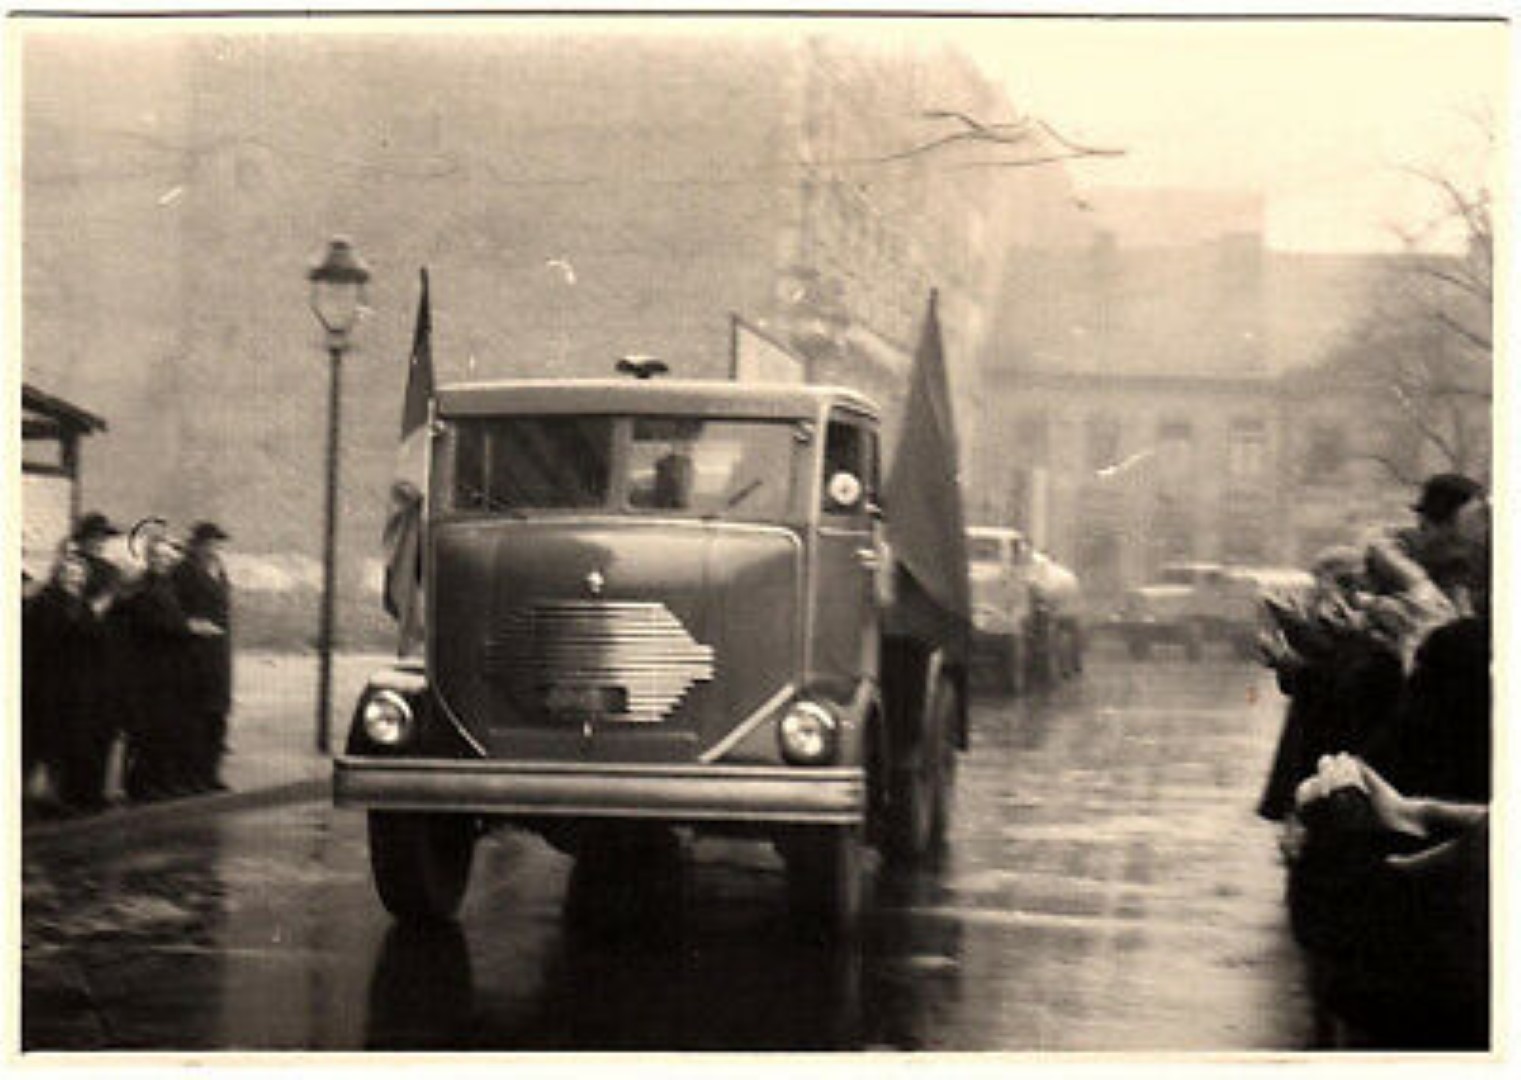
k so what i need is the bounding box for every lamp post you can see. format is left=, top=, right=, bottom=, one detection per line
left=307, top=236, right=371, bottom=753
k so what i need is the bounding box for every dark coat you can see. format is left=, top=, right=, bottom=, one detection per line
left=1386, top=616, right=1490, bottom=802
left=22, top=584, right=93, bottom=769
left=172, top=556, right=233, bottom=714
left=1258, top=636, right=1405, bottom=822
left=117, top=571, right=196, bottom=737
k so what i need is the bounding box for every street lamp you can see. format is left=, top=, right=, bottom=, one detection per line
left=307, top=236, right=370, bottom=753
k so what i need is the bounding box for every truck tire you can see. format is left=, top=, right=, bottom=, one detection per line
left=928, top=680, right=959, bottom=849
left=1127, top=634, right=1151, bottom=661
left=368, top=811, right=477, bottom=924
left=785, top=824, right=865, bottom=941
left=887, top=674, right=956, bottom=865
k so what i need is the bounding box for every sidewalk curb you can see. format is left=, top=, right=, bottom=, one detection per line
left=23, top=775, right=332, bottom=849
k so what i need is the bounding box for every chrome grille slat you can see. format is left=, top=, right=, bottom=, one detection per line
left=485, top=600, right=715, bottom=724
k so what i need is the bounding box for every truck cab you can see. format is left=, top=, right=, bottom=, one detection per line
left=335, top=378, right=964, bottom=933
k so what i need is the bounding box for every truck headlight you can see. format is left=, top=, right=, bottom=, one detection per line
left=777, top=701, right=838, bottom=766
left=361, top=689, right=416, bottom=747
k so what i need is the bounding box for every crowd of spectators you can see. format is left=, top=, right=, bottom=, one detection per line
left=1255, top=473, right=1490, bottom=1049
left=22, top=512, right=234, bottom=817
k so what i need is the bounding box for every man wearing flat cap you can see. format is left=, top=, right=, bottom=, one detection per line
left=172, top=521, right=234, bottom=792
left=1410, top=473, right=1486, bottom=609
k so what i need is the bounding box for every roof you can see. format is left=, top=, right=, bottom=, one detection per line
left=435, top=378, right=881, bottom=422
left=22, top=383, right=108, bottom=436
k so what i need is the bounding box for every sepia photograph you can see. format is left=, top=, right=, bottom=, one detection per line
left=8, top=5, right=1508, bottom=1061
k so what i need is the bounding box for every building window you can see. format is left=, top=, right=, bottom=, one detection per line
left=1153, top=494, right=1194, bottom=561
left=1227, top=417, right=1268, bottom=486
left=1157, top=417, right=1194, bottom=494
left=1085, top=414, right=1122, bottom=472
left=1302, top=423, right=1347, bottom=483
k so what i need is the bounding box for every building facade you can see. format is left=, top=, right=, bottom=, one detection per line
left=974, top=190, right=1491, bottom=604
left=22, top=27, right=1054, bottom=644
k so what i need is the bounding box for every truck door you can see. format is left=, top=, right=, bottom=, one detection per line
left=811, top=413, right=881, bottom=691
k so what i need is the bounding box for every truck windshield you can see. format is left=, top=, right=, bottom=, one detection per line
left=446, top=415, right=795, bottom=519
left=627, top=417, right=792, bottom=519
left=452, top=416, right=614, bottom=511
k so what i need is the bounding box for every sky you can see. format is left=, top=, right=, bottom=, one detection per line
left=953, top=18, right=1507, bottom=252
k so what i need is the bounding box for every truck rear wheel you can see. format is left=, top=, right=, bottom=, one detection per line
left=887, top=674, right=957, bottom=865
left=928, top=681, right=959, bottom=847
left=368, top=811, right=477, bottom=924
left=785, top=824, right=865, bottom=941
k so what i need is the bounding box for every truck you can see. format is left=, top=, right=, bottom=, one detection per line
left=966, top=526, right=1084, bottom=691
left=1111, top=561, right=1312, bottom=661
left=334, top=358, right=971, bottom=936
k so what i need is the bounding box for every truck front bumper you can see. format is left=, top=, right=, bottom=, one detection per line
left=333, top=756, right=865, bottom=825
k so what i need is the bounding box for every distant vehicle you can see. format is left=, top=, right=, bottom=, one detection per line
left=1028, top=550, right=1085, bottom=680
left=1112, top=561, right=1223, bottom=660
left=967, top=526, right=1036, bottom=691
left=1112, top=561, right=1315, bottom=660
left=966, top=527, right=1083, bottom=689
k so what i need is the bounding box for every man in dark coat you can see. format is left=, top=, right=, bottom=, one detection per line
left=41, top=512, right=126, bottom=812
left=119, top=533, right=200, bottom=800
left=171, top=522, right=233, bottom=792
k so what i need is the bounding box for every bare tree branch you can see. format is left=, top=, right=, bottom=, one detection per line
left=1353, top=449, right=1423, bottom=487
left=1426, top=308, right=1493, bottom=353
left=1389, top=383, right=1461, bottom=468
left=950, top=149, right=1127, bottom=171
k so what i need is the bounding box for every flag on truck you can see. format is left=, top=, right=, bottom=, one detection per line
left=883, top=289, right=971, bottom=639
left=383, top=267, right=433, bottom=656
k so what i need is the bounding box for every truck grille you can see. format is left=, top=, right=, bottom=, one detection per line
left=483, top=600, right=715, bottom=723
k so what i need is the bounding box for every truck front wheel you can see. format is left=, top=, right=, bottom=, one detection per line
left=368, top=811, right=477, bottom=924
left=784, top=824, right=865, bottom=941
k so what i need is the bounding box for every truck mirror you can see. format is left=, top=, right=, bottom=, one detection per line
left=826, top=471, right=863, bottom=511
